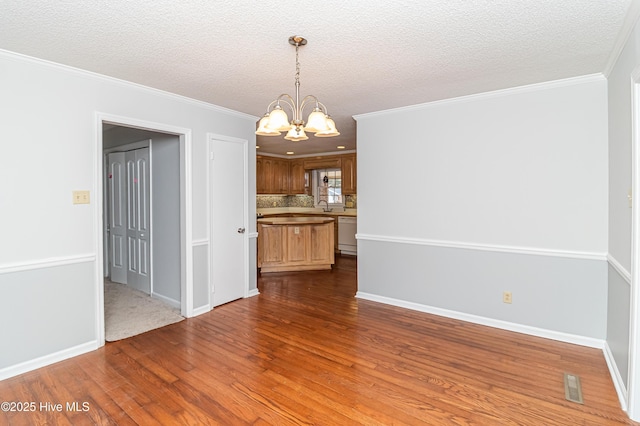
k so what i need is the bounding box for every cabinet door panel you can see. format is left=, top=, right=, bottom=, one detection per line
left=310, top=223, right=334, bottom=263
left=275, top=159, right=289, bottom=194
left=289, top=160, right=307, bottom=194
left=257, top=157, right=274, bottom=194
left=256, top=157, right=266, bottom=194
left=341, top=154, right=357, bottom=195
left=286, top=226, right=308, bottom=262
left=259, top=225, right=285, bottom=264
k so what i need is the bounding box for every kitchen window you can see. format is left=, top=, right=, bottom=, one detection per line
left=313, top=168, right=343, bottom=207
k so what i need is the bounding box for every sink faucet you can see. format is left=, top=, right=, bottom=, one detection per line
left=318, top=200, right=332, bottom=212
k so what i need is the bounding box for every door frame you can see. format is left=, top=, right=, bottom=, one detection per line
left=629, top=67, right=640, bottom=419
left=207, top=133, right=250, bottom=309
left=95, top=112, right=193, bottom=346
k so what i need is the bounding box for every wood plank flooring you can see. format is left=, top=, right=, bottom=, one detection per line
left=0, top=255, right=636, bottom=425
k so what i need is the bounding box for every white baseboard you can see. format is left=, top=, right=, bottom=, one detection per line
left=151, top=292, right=180, bottom=309
left=0, top=341, right=98, bottom=381
left=355, top=292, right=605, bottom=349
left=604, top=341, right=629, bottom=412
left=246, top=289, right=260, bottom=298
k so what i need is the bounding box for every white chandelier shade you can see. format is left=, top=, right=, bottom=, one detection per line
left=256, top=36, right=339, bottom=141
left=314, top=116, right=340, bottom=137
left=285, top=126, right=309, bottom=142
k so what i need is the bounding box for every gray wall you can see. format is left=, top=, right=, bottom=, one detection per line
left=355, top=75, right=608, bottom=341
left=608, top=264, right=631, bottom=388
left=0, top=261, right=95, bottom=369
left=358, top=240, right=607, bottom=338
left=193, top=244, right=210, bottom=309
left=151, top=134, right=181, bottom=304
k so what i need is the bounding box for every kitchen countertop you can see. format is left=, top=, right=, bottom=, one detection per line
left=257, top=208, right=357, bottom=217
left=257, top=216, right=335, bottom=225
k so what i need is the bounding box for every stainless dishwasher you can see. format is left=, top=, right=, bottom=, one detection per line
left=338, top=216, right=357, bottom=255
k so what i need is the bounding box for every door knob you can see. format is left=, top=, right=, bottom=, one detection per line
left=237, top=228, right=246, bottom=234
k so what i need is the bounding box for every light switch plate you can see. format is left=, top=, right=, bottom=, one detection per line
left=73, top=190, right=90, bottom=204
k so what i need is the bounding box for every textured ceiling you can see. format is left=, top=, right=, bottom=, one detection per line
left=0, top=0, right=633, bottom=155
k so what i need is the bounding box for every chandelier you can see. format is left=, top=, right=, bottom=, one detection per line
left=255, top=35, right=339, bottom=142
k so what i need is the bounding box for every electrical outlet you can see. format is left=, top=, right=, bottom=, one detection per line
left=503, top=291, right=512, bottom=304
left=73, top=190, right=90, bottom=204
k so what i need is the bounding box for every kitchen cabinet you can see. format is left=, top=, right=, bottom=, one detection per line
left=256, top=156, right=269, bottom=193
left=258, top=212, right=354, bottom=254
left=341, top=154, right=357, bottom=194
left=273, top=158, right=289, bottom=194
left=303, top=156, right=341, bottom=170
left=257, top=217, right=335, bottom=272
left=257, top=153, right=355, bottom=195
left=289, top=159, right=308, bottom=194
left=256, top=156, right=289, bottom=194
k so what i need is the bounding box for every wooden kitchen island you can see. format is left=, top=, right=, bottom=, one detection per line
left=257, top=216, right=335, bottom=273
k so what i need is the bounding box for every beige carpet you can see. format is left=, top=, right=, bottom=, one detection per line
left=104, top=280, right=184, bottom=342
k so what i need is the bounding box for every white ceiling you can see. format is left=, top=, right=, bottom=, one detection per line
left=0, top=1, right=633, bottom=155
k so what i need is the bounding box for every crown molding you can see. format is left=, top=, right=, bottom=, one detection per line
left=0, top=48, right=259, bottom=122
left=353, top=73, right=605, bottom=120
left=604, top=0, right=640, bottom=78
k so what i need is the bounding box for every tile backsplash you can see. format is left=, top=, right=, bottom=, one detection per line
left=257, top=195, right=357, bottom=209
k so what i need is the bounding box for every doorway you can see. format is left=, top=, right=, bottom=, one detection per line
left=96, top=114, right=193, bottom=346
left=103, top=127, right=182, bottom=305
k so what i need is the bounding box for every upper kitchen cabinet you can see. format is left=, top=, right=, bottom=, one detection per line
left=257, top=156, right=290, bottom=194
left=289, top=159, right=308, bottom=194
left=257, top=153, right=356, bottom=195
left=273, top=158, right=289, bottom=194
left=256, top=156, right=269, bottom=193
left=341, top=154, right=357, bottom=195
left=303, top=156, right=341, bottom=170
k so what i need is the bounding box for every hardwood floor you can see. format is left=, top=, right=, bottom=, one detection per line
left=0, top=255, right=636, bottom=425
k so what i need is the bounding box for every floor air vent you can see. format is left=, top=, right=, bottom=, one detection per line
left=564, top=373, right=584, bottom=404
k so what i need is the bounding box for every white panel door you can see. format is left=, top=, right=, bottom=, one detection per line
left=210, top=138, right=246, bottom=307
left=126, top=148, right=151, bottom=294
left=108, top=152, right=127, bottom=284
